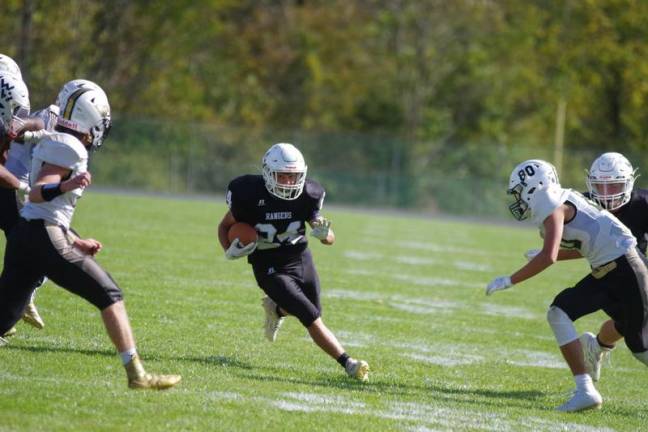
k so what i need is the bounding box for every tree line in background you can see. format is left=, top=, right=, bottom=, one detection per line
left=2, top=0, right=648, bottom=213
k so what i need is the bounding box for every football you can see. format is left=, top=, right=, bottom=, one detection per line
left=228, top=222, right=258, bottom=246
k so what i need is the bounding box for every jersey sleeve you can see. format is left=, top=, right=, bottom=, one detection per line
left=226, top=176, right=252, bottom=222
left=304, top=179, right=326, bottom=221
left=34, top=136, right=86, bottom=170
left=530, top=185, right=569, bottom=226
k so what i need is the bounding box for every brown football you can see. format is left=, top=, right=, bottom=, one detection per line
left=228, top=222, right=258, bottom=246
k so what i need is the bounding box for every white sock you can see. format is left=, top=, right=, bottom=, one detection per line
left=120, top=347, right=138, bottom=365
left=574, top=373, right=594, bottom=391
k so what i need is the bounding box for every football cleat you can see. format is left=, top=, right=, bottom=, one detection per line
left=0, top=335, right=7, bottom=346
left=580, top=332, right=611, bottom=382
left=22, top=302, right=45, bottom=329
left=262, top=296, right=284, bottom=342
left=3, top=326, right=17, bottom=337
left=556, top=388, right=602, bottom=412
left=345, top=358, right=369, bottom=381
left=125, top=354, right=181, bottom=390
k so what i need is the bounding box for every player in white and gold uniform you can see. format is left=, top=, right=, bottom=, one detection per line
left=0, top=84, right=181, bottom=390
left=486, top=159, right=648, bottom=412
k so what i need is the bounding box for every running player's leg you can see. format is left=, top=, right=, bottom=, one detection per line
left=39, top=222, right=180, bottom=389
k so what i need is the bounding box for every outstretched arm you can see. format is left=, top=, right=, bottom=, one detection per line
left=309, top=217, right=335, bottom=245
left=510, top=209, right=565, bottom=284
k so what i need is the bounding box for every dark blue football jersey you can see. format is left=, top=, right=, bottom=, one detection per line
left=585, top=189, right=648, bottom=253
left=226, top=175, right=325, bottom=264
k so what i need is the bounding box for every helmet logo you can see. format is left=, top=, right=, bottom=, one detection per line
left=0, top=77, right=15, bottom=102
left=517, top=165, right=536, bottom=186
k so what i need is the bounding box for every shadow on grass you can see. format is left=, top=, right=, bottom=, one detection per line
left=227, top=368, right=550, bottom=411
left=5, top=344, right=115, bottom=358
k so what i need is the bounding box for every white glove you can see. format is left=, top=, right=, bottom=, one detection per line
left=310, top=217, right=331, bottom=240
left=485, top=276, right=513, bottom=296
left=18, top=181, right=30, bottom=194
left=225, top=239, right=257, bottom=260
left=524, top=249, right=541, bottom=261
left=22, top=129, right=51, bottom=143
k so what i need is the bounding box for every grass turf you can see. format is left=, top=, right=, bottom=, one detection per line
left=1, top=191, right=647, bottom=431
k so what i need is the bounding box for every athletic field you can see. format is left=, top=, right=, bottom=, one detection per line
left=1, top=192, right=646, bottom=431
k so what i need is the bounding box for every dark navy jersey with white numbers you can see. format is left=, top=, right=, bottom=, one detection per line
left=226, top=175, right=325, bottom=264
left=585, top=189, right=648, bottom=254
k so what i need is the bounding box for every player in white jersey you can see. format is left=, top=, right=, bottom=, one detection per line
left=0, top=84, right=181, bottom=390
left=0, top=72, right=47, bottom=335
left=485, top=159, right=648, bottom=412
left=2, top=79, right=104, bottom=330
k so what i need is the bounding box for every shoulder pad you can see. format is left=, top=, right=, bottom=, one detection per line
left=530, top=185, right=568, bottom=225
left=34, top=133, right=87, bottom=169
left=304, top=179, right=325, bottom=201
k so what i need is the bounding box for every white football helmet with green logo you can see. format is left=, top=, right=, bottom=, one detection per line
left=587, top=152, right=637, bottom=211
left=262, top=143, right=308, bottom=200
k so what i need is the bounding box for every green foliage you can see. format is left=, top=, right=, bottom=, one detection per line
left=3, top=1, right=648, bottom=214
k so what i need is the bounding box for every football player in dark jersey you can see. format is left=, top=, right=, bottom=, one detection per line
left=580, top=152, right=648, bottom=382
left=218, top=143, right=369, bottom=381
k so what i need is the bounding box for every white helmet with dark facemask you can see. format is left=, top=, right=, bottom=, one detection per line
left=57, top=85, right=111, bottom=150
left=262, top=143, right=308, bottom=200
left=0, top=54, right=21, bottom=80
left=0, top=73, right=30, bottom=135
left=507, top=159, right=560, bottom=221
left=587, top=152, right=637, bottom=211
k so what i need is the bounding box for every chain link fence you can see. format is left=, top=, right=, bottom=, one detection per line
left=90, top=118, right=648, bottom=219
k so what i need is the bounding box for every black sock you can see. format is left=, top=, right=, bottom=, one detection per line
left=596, top=335, right=615, bottom=350
left=337, top=353, right=350, bottom=368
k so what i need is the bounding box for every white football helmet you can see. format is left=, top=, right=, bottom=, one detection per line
left=0, top=73, right=30, bottom=133
left=55, top=79, right=103, bottom=110
left=0, top=54, right=22, bottom=79
left=587, top=152, right=637, bottom=211
left=262, top=143, right=308, bottom=200
left=507, top=159, right=560, bottom=220
left=57, top=85, right=111, bottom=150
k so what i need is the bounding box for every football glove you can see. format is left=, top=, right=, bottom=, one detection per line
left=485, top=276, right=512, bottom=296
left=524, top=249, right=541, bottom=261
left=310, top=217, right=331, bottom=240
left=18, top=181, right=30, bottom=194
left=225, top=239, right=257, bottom=260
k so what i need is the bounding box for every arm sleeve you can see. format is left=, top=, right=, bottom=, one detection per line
left=35, top=139, right=85, bottom=170
left=226, top=178, right=247, bottom=222
left=305, top=180, right=326, bottom=221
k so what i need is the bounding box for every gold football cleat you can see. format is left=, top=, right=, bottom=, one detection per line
left=345, top=359, right=369, bottom=382
left=22, top=302, right=45, bottom=329
left=3, top=326, right=17, bottom=337
left=125, top=354, right=181, bottom=390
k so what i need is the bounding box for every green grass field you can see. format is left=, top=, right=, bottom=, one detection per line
left=1, top=192, right=647, bottom=431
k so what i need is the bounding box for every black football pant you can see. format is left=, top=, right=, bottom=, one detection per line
left=551, top=248, right=648, bottom=353
left=0, top=219, right=123, bottom=335
left=252, top=249, right=321, bottom=327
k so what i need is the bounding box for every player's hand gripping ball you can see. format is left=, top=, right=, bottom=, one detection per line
left=225, top=222, right=258, bottom=260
